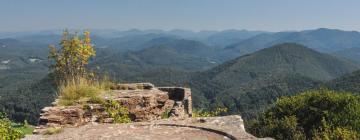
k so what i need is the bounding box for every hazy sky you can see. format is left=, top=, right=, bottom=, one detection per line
left=1, top=0, right=359, bottom=32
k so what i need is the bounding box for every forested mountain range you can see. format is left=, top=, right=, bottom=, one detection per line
left=92, top=37, right=220, bottom=80
left=222, top=28, right=360, bottom=61
left=1, top=28, right=360, bottom=124
left=0, top=39, right=49, bottom=94
left=187, top=43, right=360, bottom=118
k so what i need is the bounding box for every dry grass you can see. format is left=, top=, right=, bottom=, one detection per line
left=58, top=77, right=114, bottom=106
left=44, top=127, right=63, bottom=135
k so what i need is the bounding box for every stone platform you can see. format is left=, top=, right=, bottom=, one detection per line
left=25, top=115, right=270, bottom=140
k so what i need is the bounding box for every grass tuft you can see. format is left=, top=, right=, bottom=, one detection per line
left=44, top=127, right=63, bottom=135
left=58, top=77, right=113, bottom=106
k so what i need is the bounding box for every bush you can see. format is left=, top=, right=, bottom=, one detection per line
left=248, top=89, right=360, bottom=140
left=0, top=113, right=22, bottom=139
left=104, top=100, right=131, bottom=123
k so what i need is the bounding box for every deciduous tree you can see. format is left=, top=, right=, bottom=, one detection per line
left=49, top=30, right=95, bottom=84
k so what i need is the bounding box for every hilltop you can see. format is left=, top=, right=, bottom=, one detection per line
left=190, top=43, right=360, bottom=118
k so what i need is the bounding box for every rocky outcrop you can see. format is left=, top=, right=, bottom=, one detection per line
left=39, top=106, right=87, bottom=127
left=30, top=83, right=268, bottom=139
left=103, top=88, right=175, bottom=122
left=37, top=83, right=192, bottom=130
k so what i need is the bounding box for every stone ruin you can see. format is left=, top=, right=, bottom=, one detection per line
left=37, top=83, right=192, bottom=128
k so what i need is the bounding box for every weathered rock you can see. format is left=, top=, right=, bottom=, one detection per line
left=83, top=104, right=107, bottom=122
left=110, top=83, right=155, bottom=90
left=37, top=83, right=192, bottom=130
left=39, top=106, right=86, bottom=127
left=102, top=118, right=114, bottom=123
left=105, top=89, right=175, bottom=121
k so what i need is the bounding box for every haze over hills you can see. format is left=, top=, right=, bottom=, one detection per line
left=3, top=28, right=360, bottom=62
left=223, top=28, right=360, bottom=61
left=2, top=29, right=263, bottom=46
left=202, top=29, right=267, bottom=46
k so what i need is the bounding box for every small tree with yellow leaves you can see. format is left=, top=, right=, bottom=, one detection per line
left=49, top=30, right=96, bottom=84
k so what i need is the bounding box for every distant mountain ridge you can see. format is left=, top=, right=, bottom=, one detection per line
left=91, top=38, right=219, bottom=81
left=222, top=28, right=360, bottom=60
left=1, top=29, right=264, bottom=45
left=5, top=28, right=360, bottom=62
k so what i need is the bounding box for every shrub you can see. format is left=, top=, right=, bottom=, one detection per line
left=248, top=89, right=360, bottom=140
left=104, top=100, right=131, bottom=123
left=0, top=113, right=22, bottom=139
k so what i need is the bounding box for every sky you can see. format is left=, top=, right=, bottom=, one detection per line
left=0, top=0, right=359, bottom=32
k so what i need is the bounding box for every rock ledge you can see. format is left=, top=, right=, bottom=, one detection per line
left=25, top=115, right=270, bottom=140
